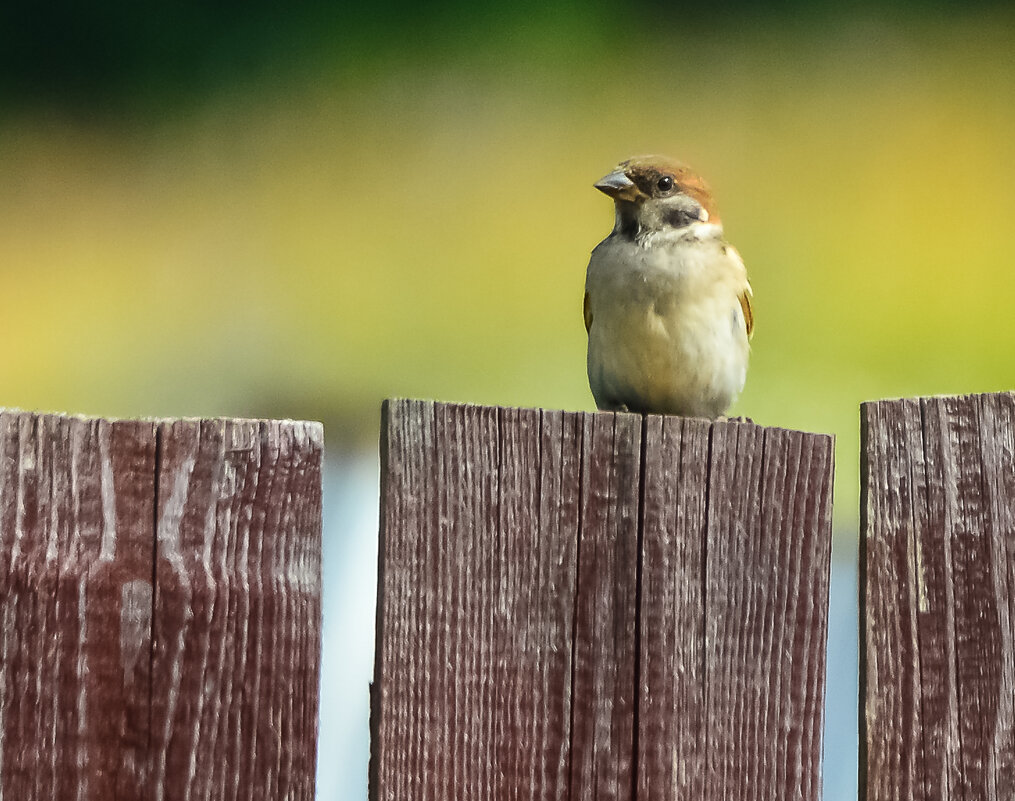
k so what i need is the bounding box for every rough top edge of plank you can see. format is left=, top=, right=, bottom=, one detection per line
left=861, top=389, right=1015, bottom=411
left=382, top=397, right=835, bottom=442
left=0, top=408, right=324, bottom=441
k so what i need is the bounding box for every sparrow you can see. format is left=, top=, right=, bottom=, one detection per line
left=583, top=156, right=754, bottom=419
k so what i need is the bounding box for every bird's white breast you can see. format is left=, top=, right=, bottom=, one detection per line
left=585, top=227, right=750, bottom=418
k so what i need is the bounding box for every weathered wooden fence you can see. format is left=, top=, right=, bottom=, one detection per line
left=371, top=399, right=835, bottom=800
left=0, top=411, right=323, bottom=800
left=8, top=390, right=1008, bottom=800
left=861, top=391, right=1015, bottom=800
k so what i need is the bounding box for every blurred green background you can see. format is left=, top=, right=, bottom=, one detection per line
left=3, top=0, right=1015, bottom=517
left=2, top=1, right=1014, bottom=798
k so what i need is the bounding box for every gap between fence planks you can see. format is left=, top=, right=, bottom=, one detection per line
left=371, top=399, right=834, bottom=801
left=861, top=391, right=1015, bottom=801
left=0, top=411, right=323, bottom=801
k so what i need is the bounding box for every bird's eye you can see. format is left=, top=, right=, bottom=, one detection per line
left=656, top=176, right=674, bottom=193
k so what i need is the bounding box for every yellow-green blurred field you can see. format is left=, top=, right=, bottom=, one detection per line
left=1, top=7, right=1014, bottom=527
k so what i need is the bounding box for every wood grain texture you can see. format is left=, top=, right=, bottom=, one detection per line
left=637, top=415, right=709, bottom=801
left=861, top=392, right=1015, bottom=801
left=372, top=399, right=834, bottom=801
left=640, top=418, right=834, bottom=801
left=0, top=411, right=323, bottom=801
left=570, top=411, right=641, bottom=801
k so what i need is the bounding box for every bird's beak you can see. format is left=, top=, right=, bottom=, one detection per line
left=594, top=170, right=643, bottom=202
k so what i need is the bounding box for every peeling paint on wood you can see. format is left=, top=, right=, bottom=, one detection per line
left=0, top=411, right=323, bottom=800
left=371, top=399, right=834, bottom=801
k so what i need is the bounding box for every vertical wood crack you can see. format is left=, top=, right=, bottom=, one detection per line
left=702, top=421, right=715, bottom=794
left=566, top=413, right=586, bottom=801
left=631, top=415, right=648, bottom=801
left=149, top=422, right=162, bottom=782
left=858, top=404, right=871, bottom=801
left=915, top=397, right=936, bottom=801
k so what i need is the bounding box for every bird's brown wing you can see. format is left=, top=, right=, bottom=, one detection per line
left=583, top=291, right=593, bottom=333
left=739, top=282, right=754, bottom=339
left=724, top=244, right=754, bottom=340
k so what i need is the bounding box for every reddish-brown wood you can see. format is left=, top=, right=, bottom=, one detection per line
left=637, top=415, right=709, bottom=801
left=570, top=411, right=641, bottom=801
left=372, top=399, right=834, bottom=801
left=371, top=401, right=584, bottom=801
left=861, top=392, right=1015, bottom=800
left=0, top=411, right=323, bottom=801
left=639, top=418, right=834, bottom=801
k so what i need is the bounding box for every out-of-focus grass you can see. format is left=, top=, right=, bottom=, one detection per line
left=1, top=9, right=1013, bottom=529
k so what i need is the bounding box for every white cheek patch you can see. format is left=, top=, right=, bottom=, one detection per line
left=699, top=208, right=709, bottom=222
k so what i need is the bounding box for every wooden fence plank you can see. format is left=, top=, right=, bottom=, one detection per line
left=861, top=391, right=1015, bottom=800
left=0, top=411, right=323, bottom=801
left=494, top=407, right=578, bottom=800
left=703, top=421, right=767, bottom=798
left=371, top=402, right=584, bottom=801
left=977, top=394, right=1015, bottom=797
left=637, top=420, right=834, bottom=801
left=570, top=411, right=641, bottom=801
left=637, top=415, right=709, bottom=801
left=372, top=399, right=834, bottom=801
left=371, top=398, right=434, bottom=801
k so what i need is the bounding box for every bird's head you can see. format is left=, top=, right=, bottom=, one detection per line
left=595, top=156, right=720, bottom=239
